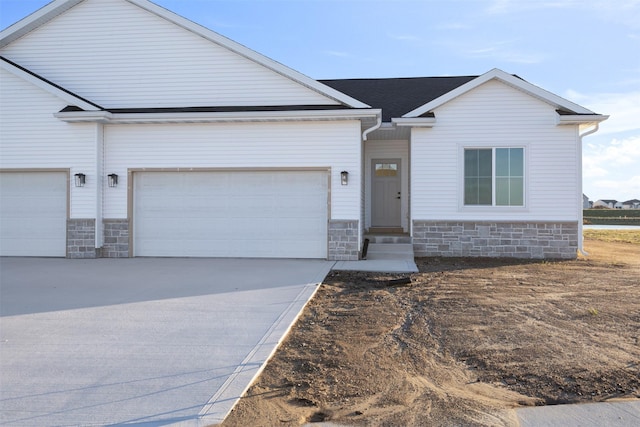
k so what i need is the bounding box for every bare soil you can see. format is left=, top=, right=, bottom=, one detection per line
left=219, top=237, right=640, bottom=426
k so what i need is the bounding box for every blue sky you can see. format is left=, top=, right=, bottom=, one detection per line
left=2, top=0, right=639, bottom=202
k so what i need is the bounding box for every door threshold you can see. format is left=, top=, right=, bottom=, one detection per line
left=367, top=227, right=405, bottom=234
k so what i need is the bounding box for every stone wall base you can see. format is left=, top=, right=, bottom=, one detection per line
left=412, top=220, right=578, bottom=259
left=67, top=219, right=96, bottom=259
left=102, top=219, right=129, bottom=258
left=328, top=220, right=359, bottom=260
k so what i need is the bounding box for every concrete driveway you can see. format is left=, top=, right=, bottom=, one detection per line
left=0, top=257, right=333, bottom=426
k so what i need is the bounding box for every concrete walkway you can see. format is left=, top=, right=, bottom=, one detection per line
left=518, top=400, right=640, bottom=427
left=0, top=257, right=333, bottom=426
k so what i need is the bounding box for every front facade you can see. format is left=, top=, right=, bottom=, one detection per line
left=0, top=0, right=607, bottom=260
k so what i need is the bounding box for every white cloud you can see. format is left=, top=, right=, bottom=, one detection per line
left=565, top=90, right=640, bottom=135
left=388, top=34, right=421, bottom=42
left=583, top=135, right=640, bottom=201
left=324, top=50, right=350, bottom=58
left=465, top=42, right=547, bottom=64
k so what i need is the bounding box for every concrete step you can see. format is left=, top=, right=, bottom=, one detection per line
left=367, top=243, right=413, bottom=253
left=363, top=234, right=412, bottom=244
left=364, top=242, right=414, bottom=261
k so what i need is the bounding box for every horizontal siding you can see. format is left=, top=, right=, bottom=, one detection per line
left=411, top=80, right=579, bottom=221
left=0, top=69, right=97, bottom=218
left=103, top=120, right=362, bottom=219
left=1, top=0, right=337, bottom=108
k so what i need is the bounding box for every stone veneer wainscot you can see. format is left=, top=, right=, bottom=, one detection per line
left=412, top=221, right=578, bottom=259
left=102, top=219, right=129, bottom=258
left=328, top=219, right=359, bottom=260
left=67, top=218, right=96, bottom=258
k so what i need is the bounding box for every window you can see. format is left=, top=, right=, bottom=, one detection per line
left=464, top=147, right=524, bottom=206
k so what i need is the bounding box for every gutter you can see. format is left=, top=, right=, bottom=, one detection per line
left=577, top=123, right=601, bottom=256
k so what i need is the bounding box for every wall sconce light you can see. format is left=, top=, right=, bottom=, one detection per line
left=341, top=171, right=349, bottom=186
left=107, top=173, right=118, bottom=188
left=74, top=173, right=86, bottom=187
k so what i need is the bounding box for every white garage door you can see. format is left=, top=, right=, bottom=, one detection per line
left=0, top=171, right=67, bottom=257
left=134, top=171, right=328, bottom=258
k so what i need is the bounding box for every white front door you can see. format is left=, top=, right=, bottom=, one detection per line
left=371, top=159, right=401, bottom=227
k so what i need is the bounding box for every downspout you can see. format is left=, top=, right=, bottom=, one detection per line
left=362, top=114, right=382, bottom=141
left=360, top=114, right=382, bottom=257
left=577, top=123, right=600, bottom=256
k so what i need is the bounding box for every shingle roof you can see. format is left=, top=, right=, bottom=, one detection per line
left=320, top=76, right=477, bottom=121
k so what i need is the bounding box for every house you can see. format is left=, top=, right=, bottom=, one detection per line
left=0, top=0, right=608, bottom=260
left=594, top=199, right=619, bottom=209
left=622, top=199, right=640, bottom=209
left=583, top=194, right=592, bottom=209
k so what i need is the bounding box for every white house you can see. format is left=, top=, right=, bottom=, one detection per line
left=593, top=199, right=619, bottom=209
left=0, top=0, right=608, bottom=260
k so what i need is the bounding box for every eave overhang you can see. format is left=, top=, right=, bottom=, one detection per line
left=391, top=117, right=437, bottom=127
left=556, top=114, right=609, bottom=126
left=54, top=108, right=381, bottom=125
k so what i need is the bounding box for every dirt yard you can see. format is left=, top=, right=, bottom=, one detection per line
left=219, top=233, right=640, bottom=426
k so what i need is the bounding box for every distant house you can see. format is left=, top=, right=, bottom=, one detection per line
left=594, top=199, right=618, bottom=208
left=622, top=199, right=640, bottom=209
left=582, top=194, right=591, bottom=209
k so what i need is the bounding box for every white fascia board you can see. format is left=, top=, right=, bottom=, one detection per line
left=557, top=114, right=609, bottom=125
left=0, top=0, right=84, bottom=48
left=392, top=117, right=437, bottom=127
left=126, top=0, right=370, bottom=109
left=404, top=68, right=596, bottom=118
left=1, top=58, right=101, bottom=111
left=55, top=108, right=381, bottom=124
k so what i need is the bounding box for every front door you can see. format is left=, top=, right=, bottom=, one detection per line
left=371, top=159, right=401, bottom=227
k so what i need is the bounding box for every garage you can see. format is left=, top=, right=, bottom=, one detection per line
left=0, top=171, right=68, bottom=257
left=133, top=170, right=329, bottom=258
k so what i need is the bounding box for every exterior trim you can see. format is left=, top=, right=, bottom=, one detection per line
left=1, top=57, right=102, bottom=111
left=54, top=108, right=381, bottom=124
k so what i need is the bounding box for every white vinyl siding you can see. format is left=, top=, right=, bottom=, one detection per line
left=0, top=172, right=67, bottom=256
left=133, top=171, right=328, bottom=258
left=104, top=120, right=362, bottom=220
left=412, top=79, right=579, bottom=221
left=0, top=69, right=97, bottom=218
left=0, top=0, right=338, bottom=108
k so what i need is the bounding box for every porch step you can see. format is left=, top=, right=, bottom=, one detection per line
left=364, top=234, right=412, bottom=244
left=363, top=242, right=414, bottom=261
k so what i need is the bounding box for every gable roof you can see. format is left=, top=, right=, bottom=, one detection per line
left=404, top=68, right=603, bottom=119
left=320, top=76, right=476, bottom=122
left=1, top=55, right=102, bottom=111
left=0, top=0, right=369, bottom=110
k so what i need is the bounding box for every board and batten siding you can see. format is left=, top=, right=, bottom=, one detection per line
left=0, top=68, right=97, bottom=218
left=0, top=0, right=338, bottom=109
left=411, top=79, right=580, bottom=221
left=103, top=120, right=362, bottom=220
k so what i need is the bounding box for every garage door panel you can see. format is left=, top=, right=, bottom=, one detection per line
left=134, top=171, right=328, bottom=258
left=0, top=172, right=67, bottom=257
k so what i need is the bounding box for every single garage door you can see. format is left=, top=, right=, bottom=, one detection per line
left=0, top=171, right=67, bottom=257
left=134, top=171, right=328, bottom=258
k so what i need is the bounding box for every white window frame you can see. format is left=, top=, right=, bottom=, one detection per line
left=459, top=144, right=528, bottom=211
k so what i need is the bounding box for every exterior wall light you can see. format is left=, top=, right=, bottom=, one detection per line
left=341, top=170, right=349, bottom=186
left=108, top=173, right=118, bottom=187
left=74, top=173, right=86, bottom=187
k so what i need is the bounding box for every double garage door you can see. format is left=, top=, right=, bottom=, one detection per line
left=0, top=171, right=67, bottom=257
left=134, top=170, right=329, bottom=258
